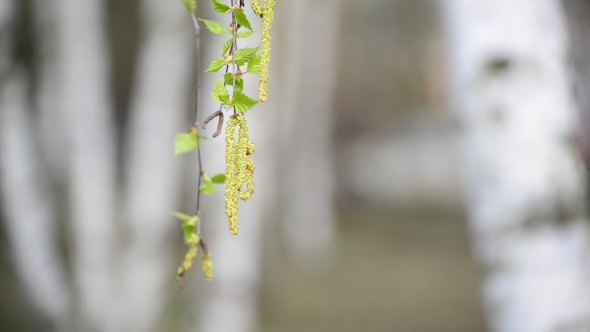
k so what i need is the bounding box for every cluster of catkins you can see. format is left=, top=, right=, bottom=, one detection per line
left=225, top=114, right=255, bottom=235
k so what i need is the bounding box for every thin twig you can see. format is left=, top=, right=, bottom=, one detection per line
left=199, top=238, right=209, bottom=255
left=231, top=0, right=238, bottom=116
left=189, top=12, right=204, bottom=234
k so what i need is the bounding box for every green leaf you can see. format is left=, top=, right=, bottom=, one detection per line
left=175, top=133, right=199, bottom=155
left=172, top=212, right=193, bottom=223
left=246, top=55, right=261, bottom=75
left=173, top=212, right=199, bottom=244
left=223, top=73, right=244, bottom=92
left=222, top=38, right=233, bottom=56
left=190, top=0, right=197, bottom=11
left=211, top=174, right=226, bottom=184
left=236, top=31, right=254, bottom=38
left=235, top=8, right=252, bottom=31
left=199, top=182, right=218, bottom=194
left=203, top=172, right=212, bottom=183
left=199, top=19, right=228, bottom=34
left=232, top=91, right=258, bottom=113
left=198, top=135, right=210, bottom=141
left=212, top=79, right=230, bottom=104
left=183, top=226, right=197, bottom=244
left=235, top=47, right=259, bottom=66
left=205, top=58, right=226, bottom=73
left=212, top=0, right=231, bottom=14
left=182, top=0, right=191, bottom=13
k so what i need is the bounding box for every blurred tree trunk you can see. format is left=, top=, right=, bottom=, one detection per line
left=278, top=0, right=339, bottom=274
left=0, top=1, right=71, bottom=331
left=56, top=0, right=118, bottom=330
left=116, top=1, right=192, bottom=331
left=443, top=1, right=590, bottom=331
left=563, top=0, right=590, bottom=168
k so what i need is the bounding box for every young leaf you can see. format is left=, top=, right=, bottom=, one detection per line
left=211, top=174, right=226, bottom=184
left=199, top=182, right=218, bottom=194
left=235, top=47, right=259, bottom=66
left=172, top=212, right=193, bottom=223
left=236, top=31, right=254, bottom=38
left=223, top=73, right=244, bottom=92
left=232, top=91, right=258, bottom=113
left=212, top=0, right=231, bottom=14
left=222, top=38, right=233, bottom=56
left=190, top=0, right=197, bottom=11
left=174, top=213, right=198, bottom=244
left=235, top=8, right=252, bottom=31
left=175, top=133, right=199, bottom=155
left=212, top=79, right=230, bottom=104
left=205, top=58, right=226, bottom=73
left=203, top=172, right=212, bottom=183
left=182, top=0, right=191, bottom=13
left=199, top=19, right=228, bottom=35
left=246, top=55, right=261, bottom=75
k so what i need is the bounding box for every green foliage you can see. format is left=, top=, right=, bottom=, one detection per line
left=212, top=174, right=227, bottom=184
left=182, top=0, right=197, bottom=13
left=175, top=132, right=199, bottom=155
left=200, top=182, right=218, bottom=194
left=236, top=31, right=254, bottom=38
left=246, top=55, right=261, bottom=75
left=232, top=91, right=258, bottom=113
left=200, top=172, right=219, bottom=194
left=223, top=73, right=244, bottom=92
left=172, top=212, right=199, bottom=244
left=199, top=19, right=227, bottom=34
left=235, top=47, right=259, bottom=66
left=205, top=58, right=226, bottom=73
left=212, top=0, right=231, bottom=14
left=182, top=0, right=191, bottom=13
left=222, top=38, right=233, bottom=55
left=212, top=79, right=230, bottom=104
left=235, top=8, right=253, bottom=31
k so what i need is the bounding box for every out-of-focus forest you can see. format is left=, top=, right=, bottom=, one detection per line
left=2, top=0, right=590, bottom=332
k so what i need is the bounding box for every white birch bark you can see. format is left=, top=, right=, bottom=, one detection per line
left=278, top=0, right=339, bottom=275
left=443, top=1, right=590, bottom=331
left=0, top=2, right=71, bottom=330
left=0, top=69, right=72, bottom=332
left=33, top=0, right=68, bottom=183
left=116, top=1, right=193, bottom=331
left=56, top=0, right=117, bottom=330
left=195, top=4, right=276, bottom=332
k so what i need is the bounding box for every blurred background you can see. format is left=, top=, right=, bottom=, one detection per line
left=2, top=0, right=590, bottom=331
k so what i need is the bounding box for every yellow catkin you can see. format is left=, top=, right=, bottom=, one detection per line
left=239, top=158, right=255, bottom=201
left=177, top=243, right=198, bottom=276
left=251, top=0, right=263, bottom=17
left=202, top=253, right=213, bottom=281
left=236, top=115, right=249, bottom=187
left=259, top=0, right=275, bottom=102
left=224, top=115, right=256, bottom=234
left=225, top=116, right=239, bottom=235
left=236, top=116, right=255, bottom=201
